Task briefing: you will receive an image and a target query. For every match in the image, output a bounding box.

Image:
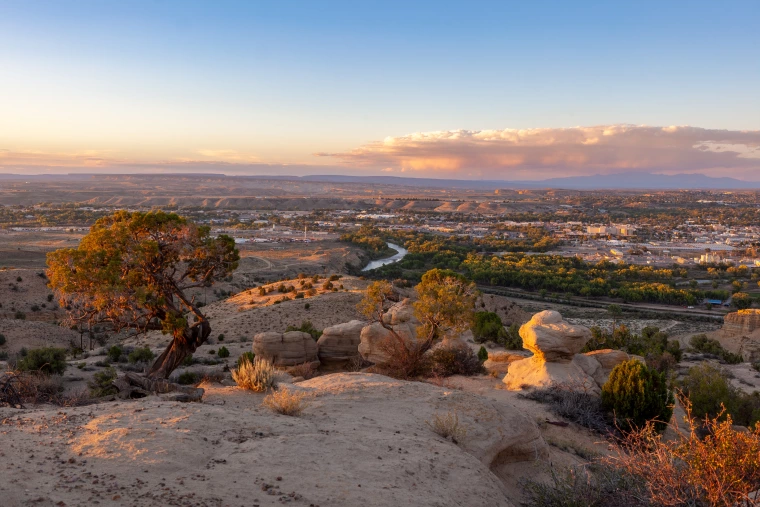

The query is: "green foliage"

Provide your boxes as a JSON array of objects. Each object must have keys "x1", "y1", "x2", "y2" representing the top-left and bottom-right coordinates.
[
  {"x1": 426, "y1": 345, "x2": 484, "y2": 377},
  {"x1": 16, "y1": 347, "x2": 68, "y2": 375},
  {"x1": 584, "y1": 325, "x2": 682, "y2": 372},
  {"x1": 14, "y1": 310, "x2": 26, "y2": 320},
  {"x1": 504, "y1": 323, "x2": 523, "y2": 350},
  {"x1": 237, "y1": 351, "x2": 255, "y2": 368},
  {"x1": 679, "y1": 363, "x2": 760, "y2": 427},
  {"x1": 472, "y1": 311, "x2": 507, "y2": 343},
  {"x1": 177, "y1": 371, "x2": 200, "y2": 385},
  {"x1": 181, "y1": 354, "x2": 194, "y2": 366},
  {"x1": 217, "y1": 346, "x2": 230, "y2": 358},
  {"x1": 689, "y1": 334, "x2": 743, "y2": 364},
  {"x1": 286, "y1": 320, "x2": 322, "y2": 340},
  {"x1": 601, "y1": 360, "x2": 674, "y2": 432},
  {"x1": 477, "y1": 345, "x2": 488, "y2": 363},
  {"x1": 217, "y1": 333, "x2": 225, "y2": 341},
  {"x1": 107, "y1": 345, "x2": 123, "y2": 363},
  {"x1": 88, "y1": 366, "x2": 118, "y2": 397},
  {"x1": 0, "y1": 333, "x2": 5, "y2": 346},
  {"x1": 127, "y1": 346, "x2": 155, "y2": 364},
  {"x1": 304, "y1": 303, "x2": 310, "y2": 310}
]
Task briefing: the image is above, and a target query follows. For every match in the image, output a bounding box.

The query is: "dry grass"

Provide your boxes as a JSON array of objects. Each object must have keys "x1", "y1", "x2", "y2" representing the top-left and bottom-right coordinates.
[
  {"x1": 232, "y1": 358, "x2": 276, "y2": 392},
  {"x1": 286, "y1": 362, "x2": 318, "y2": 380},
  {"x1": 426, "y1": 411, "x2": 468, "y2": 444},
  {"x1": 262, "y1": 387, "x2": 308, "y2": 416}
]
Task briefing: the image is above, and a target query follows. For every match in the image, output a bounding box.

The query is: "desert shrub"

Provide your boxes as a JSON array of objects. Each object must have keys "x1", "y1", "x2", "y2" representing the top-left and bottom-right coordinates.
[
  {"x1": 217, "y1": 346, "x2": 230, "y2": 358},
  {"x1": 16, "y1": 276, "x2": 22, "y2": 282},
  {"x1": 258, "y1": 287, "x2": 266, "y2": 296},
  {"x1": 606, "y1": 403, "x2": 760, "y2": 507},
  {"x1": 521, "y1": 383, "x2": 611, "y2": 433},
  {"x1": 277, "y1": 283, "x2": 287, "y2": 293},
  {"x1": 30, "y1": 304, "x2": 40, "y2": 312},
  {"x1": 472, "y1": 311, "x2": 507, "y2": 343},
  {"x1": 237, "y1": 351, "x2": 255, "y2": 368},
  {"x1": 14, "y1": 311, "x2": 25, "y2": 320},
  {"x1": 521, "y1": 463, "x2": 648, "y2": 507},
  {"x1": 680, "y1": 363, "x2": 760, "y2": 427},
  {"x1": 0, "y1": 333, "x2": 5, "y2": 346},
  {"x1": 181, "y1": 354, "x2": 195, "y2": 366},
  {"x1": 375, "y1": 335, "x2": 429, "y2": 379},
  {"x1": 304, "y1": 303, "x2": 310, "y2": 310},
  {"x1": 329, "y1": 274, "x2": 340, "y2": 281},
  {"x1": 88, "y1": 366, "x2": 118, "y2": 397},
  {"x1": 321, "y1": 280, "x2": 333, "y2": 290},
  {"x1": 47, "y1": 294, "x2": 54, "y2": 302},
  {"x1": 585, "y1": 325, "x2": 682, "y2": 370},
  {"x1": 177, "y1": 371, "x2": 200, "y2": 385},
  {"x1": 601, "y1": 359, "x2": 674, "y2": 432},
  {"x1": 107, "y1": 345, "x2": 123, "y2": 363},
  {"x1": 477, "y1": 345, "x2": 488, "y2": 363},
  {"x1": 286, "y1": 320, "x2": 322, "y2": 340},
  {"x1": 287, "y1": 361, "x2": 317, "y2": 379},
  {"x1": 217, "y1": 333, "x2": 225, "y2": 341},
  {"x1": 263, "y1": 387, "x2": 308, "y2": 416},
  {"x1": 208, "y1": 348, "x2": 217, "y2": 354},
  {"x1": 426, "y1": 345, "x2": 484, "y2": 377},
  {"x1": 16, "y1": 347, "x2": 67, "y2": 375},
  {"x1": 690, "y1": 334, "x2": 743, "y2": 364},
  {"x1": 504, "y1": 323, "x2": 523, "y2": 350},
  {"x1": 127, "y1": 346, "x2": 155, "y2": 364},
  {"x1": 426, "y1": 411, "x2": 467, "y2": 443},
  {"x1": 0, "y1": 351, "x2": 7, "y2": 360},
  {"x1": 232, "y1": 357, "x2": 276, "y2": 391}
]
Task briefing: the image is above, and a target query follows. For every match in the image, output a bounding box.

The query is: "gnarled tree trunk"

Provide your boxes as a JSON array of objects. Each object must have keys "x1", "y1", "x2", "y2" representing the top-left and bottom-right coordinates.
[{"x1": 147, "y1": 319, "x2": 211, "y2": 379}]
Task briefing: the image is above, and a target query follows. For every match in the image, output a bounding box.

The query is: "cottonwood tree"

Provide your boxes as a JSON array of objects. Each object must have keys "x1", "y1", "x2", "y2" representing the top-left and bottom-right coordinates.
[{"x1": 47, "y1": 211, "x2": 239, "y2": 379}]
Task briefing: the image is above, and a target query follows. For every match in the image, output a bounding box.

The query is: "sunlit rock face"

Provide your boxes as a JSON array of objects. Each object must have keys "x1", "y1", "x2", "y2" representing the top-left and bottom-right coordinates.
[
  {"x1": 718, "y1": 309, "x2": 760, "y2": 362},
  {"x1": 253, "y1": 330, "x2": 319, "y2": 367}
]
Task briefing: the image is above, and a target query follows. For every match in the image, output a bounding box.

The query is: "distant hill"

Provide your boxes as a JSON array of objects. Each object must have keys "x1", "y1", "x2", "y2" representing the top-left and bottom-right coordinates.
[{"x1": 300, "y1": 172, "x2": 759, "y2": 190}]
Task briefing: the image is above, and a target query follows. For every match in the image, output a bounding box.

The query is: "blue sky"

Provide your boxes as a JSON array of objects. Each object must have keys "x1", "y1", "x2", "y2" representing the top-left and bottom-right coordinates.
[{"x1": 1, "y1": 0, "x2": 759, "y2": 179}]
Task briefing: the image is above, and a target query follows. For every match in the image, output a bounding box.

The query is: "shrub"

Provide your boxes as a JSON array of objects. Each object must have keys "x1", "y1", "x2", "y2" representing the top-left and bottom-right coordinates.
[
  {"x1": 426, "y1": 345, "x2": 484, "y2": 377},
  {"x1": 304, "y1": 303, "x2": 310, "y2": 310},
  {"x1": 601, "y1": 359, "x2": 674, "y2": 432},
  {"x1": 177, "y1": 371, "x2": 200, "y2": 385},
  {"x1": 477, "y1": 346, "x2": 488, "y2": 363},
  {"x1": 127, "y1": 346, "x2": 155, "y2": 364},
  {"x1": 521, "y1": 383, "x2": 611, "y2": 433},
  {"x1": 258, "y1": 287, "x2": 266, "y2": 296},
  {"x1": 285, "y1": 320, "x2": 322, "y2": 340},
  {"x1": 208, "y1": 349, "x2": 216, "y2": 355},
  {"x1": 504, "y1": 323, "x2": 522, "y2": 350},
  {"x1": 0, "y1": 351, "x2": 7, "y2": 360},
  {"x1": 263, "y1": 387, "x2": 308, "y2": 416},
  {"x1": 217, "y1": 333, "x2": 225, "y2": 341},
  {"x1": 680, "y1": 363, "x2": 760, "y2": 427},
  {"x1": 14, "y1": 311, "x2": 25, "y2": 320},
  {"x1": 585, "y1": 325, "x2": 682, "y2": 369},
  {"x1": 88, "y1": 366, "x2": 118, "y2": 397},
  {"x1": 287, "y1": 361, "x2": 317, "y2": 380},
  {"x1": 426, "y1": 411, "x2": 467, "y2": 443},
  {"x1": 472, "y1": 311, "x2": 507, "y2": 343},
  {"x1": 181, "y1": 354, "x2": 194, "y2": 367},
  {"x1": 232, "y1": 358, "x2": 276, "y2": 392},
  {"x1": 606, "y1": 403, "x2": 760, "y2": 507},
  {"x1": 16, "y1": 347, "x2": 68, "y2": 375},
  {"x1": 237, "y1": 351, "x2": 256, "y2": 368},
  {"x1": 0, "y1": 333, "x2": 5, "y2": 346},
  {"x1": 47, "y1": 294, "x2": 54, "y2": 302},
  {"x1": 217, "y1": 346, "x2": 230, "y2": 358},
  {"x1": 690, "y1": 334, "x2": 743, "y2": 364},
  {"x1": 107, "y1": 345, "x2": 123, "y2": 363},
  {"x1": 30, "y1": 305, "x2": 40, "y2": 312},
  {"x1": 321, "y1": 280, "x2": 333, "y2": 290}
]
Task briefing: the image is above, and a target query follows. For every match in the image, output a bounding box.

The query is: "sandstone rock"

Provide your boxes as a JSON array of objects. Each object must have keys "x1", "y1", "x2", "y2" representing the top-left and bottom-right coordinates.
[
  {"x1": 503, "y1": 355, "x2": 602, "y2": 393},
  {"x1": 317, "y1": 320, "x2": 365, "y2": 364},
  {"x1": 483, "y1": 351, "x2": 530, "y2": 376},
  {"x1": 519, "y1": 310, "x2": 592, "y2": 362},
  {"x1": 358, "y1": 321, "x2": 416, "y2": 364},
  {"x1": 718, "y1": 310, "x2": 760, "y2": 362},
  {"x1": 252, "y1": 330, "x2": 319, "y2": 367},
  {"x1": 381, "y1": 298, "x2": 418, "y2": 326}
]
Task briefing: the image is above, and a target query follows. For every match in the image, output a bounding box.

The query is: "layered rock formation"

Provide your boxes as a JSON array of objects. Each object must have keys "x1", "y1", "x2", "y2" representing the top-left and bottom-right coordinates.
[
  {"x1": 358, "y1": 298, "x2": 419, "y2": 364},
  {"x1": 503, "y1": 310, "x2": 635, "y2": 393},
  {"x1": 252, "y1": 330, "x2": 319, "y2": 367},
  {"x1": 718, "y1": 310, "x2": 760, "y2": 362},
  {"x1": 316, "y1": 319, "x2": 365, "y2": 365}
]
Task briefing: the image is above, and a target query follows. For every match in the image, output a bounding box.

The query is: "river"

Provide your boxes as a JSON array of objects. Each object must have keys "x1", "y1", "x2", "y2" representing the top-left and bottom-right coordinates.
[{"x1": 361, "y1": 242, "x2": 408, "y2": 271}]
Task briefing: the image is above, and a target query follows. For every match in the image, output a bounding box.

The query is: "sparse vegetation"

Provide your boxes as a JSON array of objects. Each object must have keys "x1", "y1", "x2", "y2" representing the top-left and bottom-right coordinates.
[
  {"x1": 689, "y1": 334, "x2": 743, "y2": 364},
  {"x1": 521, "y1": 383, "x2": 611, "y2": 433},
  {"x1": 107, "y1": 345, "x2": 123, "y2": 363},
  {"x1": 217, "y1": 346, "x2": 230, "y2": 358},
  {"x1": 232, "y1": 357, "x2": 276, "y2": 391},
  {"x1": 472, "y1": 311, "x2": 507, "y2": 343},
  {"x1": 88, "y1": 367, "x2": 118, "y2": 397},
  {"x1": 127, "y1": 347, "x2": 155, "y2": 364},
  {"x1": 426, "y1": 345, "x2": 484, "y2": 377},
  {"x1": 177, "y1": 371, "x2": 200, "y2": 385},
  {"x1": 237, "y1": 351, "x2": 255, "y2": 368},
  {"x1": 16, "y1": 347, "x2": 68, "y2": 375},
  {"x1": 285, "y1": 320, "x2": 322, "y2": 340},
  {"x1": 263, "y1": 387, "x2": 308, "y2": 416},
  {"x1": 426, "y1": 411, "x2": 467, "y2": 443}
]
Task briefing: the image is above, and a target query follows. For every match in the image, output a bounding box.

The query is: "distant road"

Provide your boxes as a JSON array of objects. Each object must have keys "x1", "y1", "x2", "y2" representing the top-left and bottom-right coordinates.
[{"x1": 478, "y1": 285, "x2": 726, "y2": 321}]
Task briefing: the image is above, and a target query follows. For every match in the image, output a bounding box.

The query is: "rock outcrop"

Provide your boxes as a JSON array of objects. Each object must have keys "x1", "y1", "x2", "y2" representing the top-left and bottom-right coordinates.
[
  {"x1": 359, "y1": 299, "x2": 419, "y2": 364},
  {"x1": 316, "y1": 319, "x2": 365, "y2": 365},
  {"x1": 503, "y1": 310, "x2": 635, "y2": 393},
  {"x1": 718, "y1": 310, "x2": 760, "y2": 362},
  {"x1": 252, "y1": 330, "x2": 319, "y2": 367}
]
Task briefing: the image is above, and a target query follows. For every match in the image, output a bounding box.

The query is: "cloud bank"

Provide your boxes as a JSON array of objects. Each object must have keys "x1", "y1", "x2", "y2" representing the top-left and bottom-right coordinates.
[{"x1": 317, "y1": 125, "x2": 760, "y2": 180}]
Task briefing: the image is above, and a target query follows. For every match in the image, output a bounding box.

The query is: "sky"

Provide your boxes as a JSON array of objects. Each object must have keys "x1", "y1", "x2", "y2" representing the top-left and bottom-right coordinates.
[{"x1": 1, "y1": 0, "x2": 759, "y2": 181}]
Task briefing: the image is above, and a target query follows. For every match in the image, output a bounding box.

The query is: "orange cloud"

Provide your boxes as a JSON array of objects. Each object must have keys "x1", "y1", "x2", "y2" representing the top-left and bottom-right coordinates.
[{"x1": 317, "y1": 125, "x2": 760, "y2": 179}]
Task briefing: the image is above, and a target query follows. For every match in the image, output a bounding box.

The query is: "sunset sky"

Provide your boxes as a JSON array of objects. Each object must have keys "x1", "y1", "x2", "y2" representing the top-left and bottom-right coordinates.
[{"x1": 1, "y1": 0, "x2": 759, "y2": 180}]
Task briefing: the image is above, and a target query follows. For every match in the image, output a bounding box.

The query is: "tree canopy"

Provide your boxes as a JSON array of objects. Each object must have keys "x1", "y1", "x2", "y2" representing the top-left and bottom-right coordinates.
[{"x1": 47, "y1": 210, "x2": 239, "y2": 378}]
